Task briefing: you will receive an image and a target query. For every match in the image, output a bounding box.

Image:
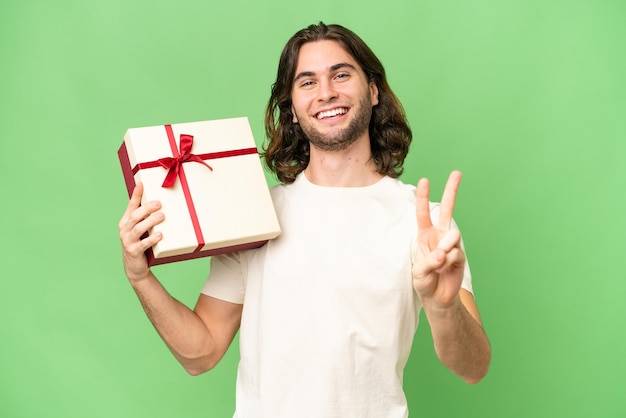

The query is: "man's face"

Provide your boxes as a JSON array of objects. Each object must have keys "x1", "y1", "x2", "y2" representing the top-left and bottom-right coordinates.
[{"x1": 290, "y1": 40, "x2": 379, "y2": 152}]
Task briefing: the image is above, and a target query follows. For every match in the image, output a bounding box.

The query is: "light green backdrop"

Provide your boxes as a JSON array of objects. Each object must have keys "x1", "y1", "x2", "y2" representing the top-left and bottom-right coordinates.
[{"x1": 1, "y1": 1, "x2": 624, "y2": 417}]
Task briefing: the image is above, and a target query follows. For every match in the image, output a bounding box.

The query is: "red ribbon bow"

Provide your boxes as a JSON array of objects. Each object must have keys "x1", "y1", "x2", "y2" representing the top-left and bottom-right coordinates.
[{"x1": 157, "y1": 134, "x2": 213, "y2": 188}]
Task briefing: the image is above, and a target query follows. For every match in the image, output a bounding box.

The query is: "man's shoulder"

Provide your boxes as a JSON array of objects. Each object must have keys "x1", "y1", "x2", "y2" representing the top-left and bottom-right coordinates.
[
  {"x1": 268, "y1": 177, "x2": 298, "y2": 212},
  {"x1": 379, "y1": 177, "x2": 442, "y2": 214},
  {"x1": 378, "y1": 176, "x2": 417, "y2": 204}
]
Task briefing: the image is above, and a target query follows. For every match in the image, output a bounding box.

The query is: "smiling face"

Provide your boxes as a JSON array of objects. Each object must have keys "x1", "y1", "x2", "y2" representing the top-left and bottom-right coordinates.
[{"x1": 290, "y1": 40, "x2": 379, "y2": 152}]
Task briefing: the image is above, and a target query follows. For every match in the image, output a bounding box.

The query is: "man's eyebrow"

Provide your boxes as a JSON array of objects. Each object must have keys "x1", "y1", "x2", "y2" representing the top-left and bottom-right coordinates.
[
  {"x1": 330, "y1": 62, "x2": 357, "y2": 72},
  {"x1": 293, "y1": 63, "x2": 358, "y2": 84},
  {"x1": 293, "y1": 71, "x2": 315, "y2": 83}
]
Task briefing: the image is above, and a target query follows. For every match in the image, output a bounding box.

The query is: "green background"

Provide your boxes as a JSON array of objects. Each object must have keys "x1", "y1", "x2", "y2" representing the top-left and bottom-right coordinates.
[{"x1": 2, "y1": 0, "x2": 624, "y2": 417}]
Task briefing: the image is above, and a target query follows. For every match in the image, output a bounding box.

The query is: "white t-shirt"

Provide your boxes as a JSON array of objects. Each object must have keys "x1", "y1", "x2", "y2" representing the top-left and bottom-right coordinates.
[{"x1": 202, "y1": 173, "x2": 472, "y2": 418}]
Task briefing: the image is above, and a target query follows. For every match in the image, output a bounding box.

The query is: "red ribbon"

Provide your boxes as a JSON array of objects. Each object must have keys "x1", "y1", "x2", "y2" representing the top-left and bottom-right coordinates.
[
  {"x1": 157, "y1": 132, "x2": 213, "y2": 188},
  {"x1": 130, "y1": 124, "x2": 259, "y2": 254},
  {"x1": 132, "y1": 128, "x2": 258, "y2": 181}
]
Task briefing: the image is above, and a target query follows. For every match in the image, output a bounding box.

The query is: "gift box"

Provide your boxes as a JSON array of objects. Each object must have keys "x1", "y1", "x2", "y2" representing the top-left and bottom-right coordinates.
[{"x1": 118, "y1": 117, "x2": 281, "y2": 266}]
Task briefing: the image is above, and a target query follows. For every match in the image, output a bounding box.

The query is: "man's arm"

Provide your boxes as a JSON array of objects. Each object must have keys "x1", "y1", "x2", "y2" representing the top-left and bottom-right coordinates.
[
  {"x1": 421, "y1": 289, "x2": 491, "y2": 384},
  {"x1": 412, "y1": 172, "x2": 491, "y2": 383},
  {"x1": 130, "y1": 275, "x2": 242, "y2": 375},
  {"x1": 119, "y1": 183, "x2": 241, "y2": 375}
]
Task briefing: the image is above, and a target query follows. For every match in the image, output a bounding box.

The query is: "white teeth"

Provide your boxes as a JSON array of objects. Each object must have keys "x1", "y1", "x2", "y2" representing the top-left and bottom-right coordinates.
[{"x1": 316, "y1": 108, "x2": 348, "y2": 119}]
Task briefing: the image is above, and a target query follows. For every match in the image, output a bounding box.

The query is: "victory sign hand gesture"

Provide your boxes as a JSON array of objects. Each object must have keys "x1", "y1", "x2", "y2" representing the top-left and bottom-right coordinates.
[{"x1": 412, "y1": 171, "x2": 466, "y2": 309}]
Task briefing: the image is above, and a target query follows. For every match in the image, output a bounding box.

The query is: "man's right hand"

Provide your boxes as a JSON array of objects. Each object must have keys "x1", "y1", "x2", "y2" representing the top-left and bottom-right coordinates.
[{"x1": 118, "y1": 182, "x2": 164, "y2": 284}]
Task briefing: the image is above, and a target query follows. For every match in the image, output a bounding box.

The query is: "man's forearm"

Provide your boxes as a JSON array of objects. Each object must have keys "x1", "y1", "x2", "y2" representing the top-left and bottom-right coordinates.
[{"x1": 423, "y1": 297, "x2": 491, "y2": 384}]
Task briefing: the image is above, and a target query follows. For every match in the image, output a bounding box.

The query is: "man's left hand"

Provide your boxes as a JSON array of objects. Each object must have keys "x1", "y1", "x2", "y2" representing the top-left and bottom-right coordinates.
[{"x1": 412, "y1": 170, "x2": 466, "y2": 309}]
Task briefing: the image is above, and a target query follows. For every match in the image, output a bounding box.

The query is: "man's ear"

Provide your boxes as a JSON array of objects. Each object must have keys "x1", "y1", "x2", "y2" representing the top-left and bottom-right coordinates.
[
  {"x1": 291, "y1": 106, "x2": 298, "y2": 123},
  {"x1": 370, "y1": 82, "x2": 379, "y2": 106}
]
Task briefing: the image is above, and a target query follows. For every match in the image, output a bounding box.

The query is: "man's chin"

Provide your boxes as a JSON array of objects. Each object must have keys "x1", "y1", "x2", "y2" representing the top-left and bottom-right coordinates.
[{"x1": 308, "y1": 134, "x2": 360, "y2": 152}]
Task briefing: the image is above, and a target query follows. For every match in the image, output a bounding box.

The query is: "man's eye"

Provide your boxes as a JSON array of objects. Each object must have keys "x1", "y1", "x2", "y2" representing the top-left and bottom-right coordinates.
[{"x1": 335, "y1": 73, "x2": 350, "y2": 80}]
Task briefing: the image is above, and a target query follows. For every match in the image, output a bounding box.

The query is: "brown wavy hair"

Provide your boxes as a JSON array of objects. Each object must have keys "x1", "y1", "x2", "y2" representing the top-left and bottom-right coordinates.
[{"x1": 263, "y1": 22, "x2": 412, "y2": 184}]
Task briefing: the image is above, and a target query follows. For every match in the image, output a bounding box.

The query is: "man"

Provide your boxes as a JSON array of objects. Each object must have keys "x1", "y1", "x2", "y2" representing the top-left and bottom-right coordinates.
[{"x1": 119, "y1": 22, "x2": 491, "y2": 418}]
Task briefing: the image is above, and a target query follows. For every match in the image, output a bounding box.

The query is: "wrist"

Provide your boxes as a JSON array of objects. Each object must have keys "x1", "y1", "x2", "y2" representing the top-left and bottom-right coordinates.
[
  {"x1": 420, "y1": 294, "x2": 463, "y2": 320},
  {"x1": 125, "y1": 267, "x2": 153, "y2": 287}
]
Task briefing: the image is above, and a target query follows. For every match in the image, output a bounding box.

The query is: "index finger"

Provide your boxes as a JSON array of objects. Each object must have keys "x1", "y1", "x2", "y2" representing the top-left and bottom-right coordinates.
[
  {"x1": 438, "y1": 171, "x2": 462, "y2": 230},
  {"x1": 119, "y1": 182, "x2": 144, "y2": 227},
  {"x1": 415, "y1": 177, "x2": 433, "y2": 230}
]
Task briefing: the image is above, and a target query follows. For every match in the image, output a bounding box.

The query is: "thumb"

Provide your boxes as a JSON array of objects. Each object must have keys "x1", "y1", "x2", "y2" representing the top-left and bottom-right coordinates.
[{"x1": 437, "y1": 228, "x2": 461, "y2": 252}]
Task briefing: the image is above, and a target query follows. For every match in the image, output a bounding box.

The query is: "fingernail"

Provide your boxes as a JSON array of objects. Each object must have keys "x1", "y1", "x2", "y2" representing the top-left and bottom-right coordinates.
[{"x1": 151, "y1": 201, "x2": 161, "y2": 207}]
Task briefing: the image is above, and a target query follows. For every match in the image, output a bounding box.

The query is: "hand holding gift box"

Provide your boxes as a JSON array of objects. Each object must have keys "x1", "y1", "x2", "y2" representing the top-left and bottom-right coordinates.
[{"x1": 118, "y1": 117, "x2": 281, "y2": 266}]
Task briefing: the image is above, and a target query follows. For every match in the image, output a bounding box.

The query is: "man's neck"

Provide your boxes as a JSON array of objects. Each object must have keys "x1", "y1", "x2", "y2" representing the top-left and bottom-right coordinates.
[{"x1": 304, "y1": 136, "x2": 383, "y2": 187}]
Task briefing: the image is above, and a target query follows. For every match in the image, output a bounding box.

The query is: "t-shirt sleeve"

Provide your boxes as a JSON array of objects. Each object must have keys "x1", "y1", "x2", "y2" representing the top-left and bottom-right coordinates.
[
  {"x1": 201, "y1": 252, "x2": 246, "y2": 304},
  {"x1": 458, "y1": 236, "x2": 473, "y2": 295}
]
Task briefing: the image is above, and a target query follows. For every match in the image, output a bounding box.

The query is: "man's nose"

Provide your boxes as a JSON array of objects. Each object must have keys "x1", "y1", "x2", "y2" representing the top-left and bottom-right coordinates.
[{"x1": 317, "y1": 78, "x2": 338, "y2": 102}]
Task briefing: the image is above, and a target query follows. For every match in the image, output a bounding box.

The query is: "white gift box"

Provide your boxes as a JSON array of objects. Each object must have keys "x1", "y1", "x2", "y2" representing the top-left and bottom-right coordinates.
[{"x1": 118, "y1": 117, "x2": 281, "y2": 266}]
